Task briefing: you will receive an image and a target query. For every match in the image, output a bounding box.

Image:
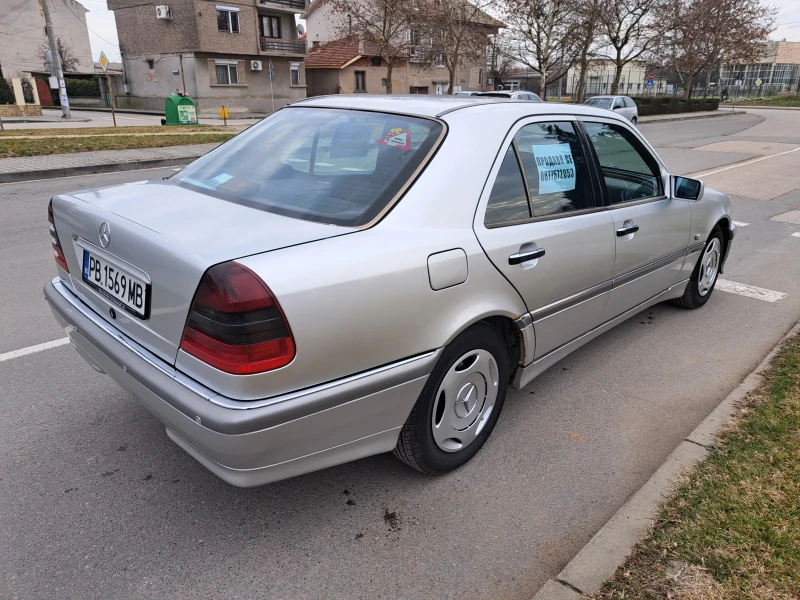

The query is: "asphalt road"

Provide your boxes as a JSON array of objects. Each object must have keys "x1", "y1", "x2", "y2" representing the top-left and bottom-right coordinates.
[{"x1": 2, "y1": 109, "x2": 799, "y2": 600}]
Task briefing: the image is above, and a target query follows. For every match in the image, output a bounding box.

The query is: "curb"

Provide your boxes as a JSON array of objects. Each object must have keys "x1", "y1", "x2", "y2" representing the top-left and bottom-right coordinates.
[
  {"x1": 532, "y1": 320, "x2": 800, "y2": 600},
  {"x1": 0, "y1": 154, "x2": 201, "y2": 184},
  {"x1": 638, "y1": 110, "x2": 746, "y2": 124},
  {"x1": 729, "y1": 105, "x2": 800, "y2": 111}
]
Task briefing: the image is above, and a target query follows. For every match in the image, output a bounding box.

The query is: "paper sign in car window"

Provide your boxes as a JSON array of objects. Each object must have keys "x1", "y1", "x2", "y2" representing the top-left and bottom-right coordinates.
[
  {"x1": 330, "y1": 124, "x2": 374, "y2": 158},
  {"x1": 531, "y1": 143, "x2": 576, "y2": 194},
  {"x1": 376, "y1": 128, "x2": 411, "y2": 151}
]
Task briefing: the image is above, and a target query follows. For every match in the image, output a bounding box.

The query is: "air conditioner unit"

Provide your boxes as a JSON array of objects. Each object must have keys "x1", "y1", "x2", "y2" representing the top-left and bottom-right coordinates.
[
  {"x1": 155, "y1": 5, "x2": 172, "y2": 20},
  {"x1": 250, "y1": 60, "x2": 263, "y2": 71}
]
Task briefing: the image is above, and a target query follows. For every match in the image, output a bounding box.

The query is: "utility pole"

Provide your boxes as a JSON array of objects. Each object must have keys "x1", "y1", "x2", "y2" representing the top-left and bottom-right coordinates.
[{"x1": 41, "y1": 0, "x2": 71, "y2": 118}]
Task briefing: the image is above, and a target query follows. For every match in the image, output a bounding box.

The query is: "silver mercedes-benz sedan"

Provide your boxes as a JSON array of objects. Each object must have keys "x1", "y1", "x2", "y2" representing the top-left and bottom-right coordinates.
[{"x1": 45, "y1": 95, "x2": 734, "y2": 487}]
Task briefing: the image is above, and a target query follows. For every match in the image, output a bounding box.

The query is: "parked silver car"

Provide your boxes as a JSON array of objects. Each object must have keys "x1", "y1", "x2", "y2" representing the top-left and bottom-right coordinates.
[
  {"x1": 584, "y1": 95, "x2": 639, "y2": 124},
  {"x1": 45, "y1": 95, "x2": 734, "y2": 487},
  {"x1": 475, "y1": 90, "x2": 543, "y2": 101}
]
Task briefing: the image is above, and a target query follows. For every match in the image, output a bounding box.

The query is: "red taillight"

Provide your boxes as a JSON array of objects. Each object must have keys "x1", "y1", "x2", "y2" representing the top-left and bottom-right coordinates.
[
  {"x1": 179, "y1": 261, "x2": 295, "y2": 375},
  {"x1": 48, "y1": 199, "x2": 69, "y2": 273}
]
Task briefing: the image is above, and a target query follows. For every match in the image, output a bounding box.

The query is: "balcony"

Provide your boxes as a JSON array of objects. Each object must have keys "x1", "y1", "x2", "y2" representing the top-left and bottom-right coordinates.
[
  {"x1": 259, "y1": 38, "x2": 307, "y2": 55},
  {"x1": 258, "y1": 0, "x2": 306, "y2": 11}
]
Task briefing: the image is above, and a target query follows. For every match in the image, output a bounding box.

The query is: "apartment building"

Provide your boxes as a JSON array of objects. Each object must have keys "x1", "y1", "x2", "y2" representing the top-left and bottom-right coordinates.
[
  {"x1": 303, "y1": 0, "x2": 500, "y2": 95},
  {"x1": 107, "y1": 0, "x2": 308, "y2": 113},
  {"x1": 720, "y1": 40, "x2": 800, "y2": 96}
]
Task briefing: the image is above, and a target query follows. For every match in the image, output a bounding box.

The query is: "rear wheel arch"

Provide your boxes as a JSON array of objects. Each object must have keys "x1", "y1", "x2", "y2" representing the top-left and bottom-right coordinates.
[{"x1": 444, "y1": 316, "x2": 523, "y2": 385}]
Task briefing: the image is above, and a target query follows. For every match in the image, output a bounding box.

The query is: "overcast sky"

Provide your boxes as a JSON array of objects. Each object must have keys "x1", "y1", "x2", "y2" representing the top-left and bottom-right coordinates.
[{"x1": 83, "y1": 0, "x2": 800, "y2": 63}]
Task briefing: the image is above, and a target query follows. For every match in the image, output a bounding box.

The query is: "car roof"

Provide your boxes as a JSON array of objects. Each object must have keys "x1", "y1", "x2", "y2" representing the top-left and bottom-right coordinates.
[{"x1": 291, "y1": 94, "x2": 611, "y2": 119}]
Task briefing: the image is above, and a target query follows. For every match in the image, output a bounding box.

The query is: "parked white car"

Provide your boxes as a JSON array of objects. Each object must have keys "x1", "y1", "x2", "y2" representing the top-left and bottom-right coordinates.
[{"x1": 584, "y1": 95, "x2": 639, "y2": 124}]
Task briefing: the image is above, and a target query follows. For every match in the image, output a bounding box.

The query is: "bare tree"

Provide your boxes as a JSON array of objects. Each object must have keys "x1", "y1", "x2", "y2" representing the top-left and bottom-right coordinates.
[
  {"x1": 597, "y1": 0, "x2": 664, "y2": 95},
  {"x1": 417, "y1": 0, "x2": 500, "y2": 94},
  {"x1": 655, "y1": 0, "x2": 775, "y2": 99},
  {"x1": 573, "y1": 0, "x2": 602, "y2": 102},
  {"x1": 330, "y1": 0, "x2": 414, "y2": 93},
  {"x1": 40, "y1": 37, "x2": 80, "y2": 73},
  {"x1": 502, "y1": 0, "x2": 582, "y2": 99},
  {"x1": 487, "y1": 33, "x2": 518, "y2": 90}
]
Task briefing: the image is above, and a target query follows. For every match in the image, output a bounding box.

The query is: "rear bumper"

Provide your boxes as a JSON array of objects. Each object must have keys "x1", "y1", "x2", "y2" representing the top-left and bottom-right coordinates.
[{"x1": 44, "y1": 278, "x2": 436, "y2": 487}]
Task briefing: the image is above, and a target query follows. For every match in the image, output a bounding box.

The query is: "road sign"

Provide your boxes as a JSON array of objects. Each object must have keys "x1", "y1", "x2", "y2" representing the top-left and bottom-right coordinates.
[
  {"x1": 735, "y1": 79, "x2": 743, "y2": 86},
  {"x1": 99, "y1": 51, "x2": 109, "y2": 73},
  {"x1": 646, "y1": 79, "x2": 654, "y2": 88},
  {"x1": 755, "y1": 78, "x2": 762, "y2": 86},
  {"x1": 648, "y1": 73, "x2": 654, "y2": 80},
  {"x1": 267, "y1": 59, "x2": 275, "y2": 82}
]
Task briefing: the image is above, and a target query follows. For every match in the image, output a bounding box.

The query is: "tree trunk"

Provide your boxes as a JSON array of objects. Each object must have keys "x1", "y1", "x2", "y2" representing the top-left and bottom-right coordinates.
[
  {"x1": 611, "y1": 62, "x2": 623, "y2": 95},
  {"x1": 385, "y1": 61, "x2": 393, "y2": 94},
  {"x1": 575, "y1": 1, "x2": 597, "y2": 103},
  {"x1": 575, "y1": 57, "x2": 589, "y2": 103},
  {"x1": 448, "y1": 66, "x2": 456, "y2": 95},
  {"x1": 539, "y1": 64, "x2": 548, "y2": 100},
  {"x1": 684, "y1": 73, "x2": 694, "y2": 100}
]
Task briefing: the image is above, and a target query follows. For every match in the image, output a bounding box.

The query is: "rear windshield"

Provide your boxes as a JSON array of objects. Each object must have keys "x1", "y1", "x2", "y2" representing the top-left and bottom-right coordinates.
[
  {"x1": 584, "y1": 97, "x2": 613, "y2": 109},
  {"x1": 171, "y1": 107, "x2": 443, "y2": 227}
]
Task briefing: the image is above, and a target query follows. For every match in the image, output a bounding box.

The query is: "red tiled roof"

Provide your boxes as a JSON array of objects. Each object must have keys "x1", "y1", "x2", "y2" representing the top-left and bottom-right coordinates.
[{"x1": 306, "y1": 35, "x2": 392, "y2": 68}]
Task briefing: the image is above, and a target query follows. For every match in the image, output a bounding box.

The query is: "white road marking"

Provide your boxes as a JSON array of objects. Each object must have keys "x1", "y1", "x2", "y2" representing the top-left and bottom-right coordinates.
[
  {"x1": 792, "y1": 232, "x2": 800, "y2": 238},
  {"x1": 692, "y1": 146, "x2": 800, "y2": 178},
  {"x1": 0, "y1": 338, "x2": 70, "y2": 362},
  {"x1": 732, "y1": 220, "x2": 750, "y2": 227},
  {"x1": 716, "y1": 279, "x2": 788, "y2": 302}
]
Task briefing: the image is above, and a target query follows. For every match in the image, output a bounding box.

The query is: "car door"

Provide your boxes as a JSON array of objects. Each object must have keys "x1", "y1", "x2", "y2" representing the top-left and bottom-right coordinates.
[
  {"x1": 580, "y1": 118, "x2": 692, "y2": 321},
  {"x1": 611, "y1": 97, "x2": 626, "y2": 119},
  {"x1": 475, "y1": 118, "x2": 615, "y2": 359},
  {"x1": 623, "y1": 97, "x2": 638, "y2": 121}
]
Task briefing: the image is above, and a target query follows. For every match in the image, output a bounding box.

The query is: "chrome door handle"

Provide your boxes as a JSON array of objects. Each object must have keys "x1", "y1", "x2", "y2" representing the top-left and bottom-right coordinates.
[
  {"x1": 509, "y1": 247, "x2": 545, "y2": 265},
  {"x1": 616, "y1": 224, "x2": 640, "y2": 237}
]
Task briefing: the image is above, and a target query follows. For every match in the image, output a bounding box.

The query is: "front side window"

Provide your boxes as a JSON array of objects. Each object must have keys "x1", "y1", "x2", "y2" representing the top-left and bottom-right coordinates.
[
  {"x1": 215, "y1": 63, "x2": 239, "y2": 85},
  {"x1": 217, "y1": 7, "x2": 239, "y2": 33},
  {"x1": 172, "y1": 108, "x2": 443, "y2": 227},
  {"x1": 484, "y1": 146, "x2": 530, "y2": 226},
  {"x1": 513, "y1": 122, "x2": 593, "y2": 217},
  {"x1": 583, "y1": 122, "x2": 662, "y2": 204},
  {"x1": 355, "y1": 71, "x2": 366, "y2": 91}
]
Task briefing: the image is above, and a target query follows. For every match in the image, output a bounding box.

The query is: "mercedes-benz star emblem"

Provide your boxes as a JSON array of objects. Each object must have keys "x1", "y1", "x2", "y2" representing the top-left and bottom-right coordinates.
[{"x1": 98, "y1": 222, "x2": 111, "y2": 248}]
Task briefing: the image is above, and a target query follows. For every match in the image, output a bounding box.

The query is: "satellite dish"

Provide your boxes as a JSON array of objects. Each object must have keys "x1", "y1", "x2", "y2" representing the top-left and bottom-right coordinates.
[{"x1": 297, "y1": 23, "x2": 305, "y2": 35}]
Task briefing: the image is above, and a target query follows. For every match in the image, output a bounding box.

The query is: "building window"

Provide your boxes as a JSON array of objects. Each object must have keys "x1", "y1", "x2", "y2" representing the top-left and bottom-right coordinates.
[
  {"x1": 478, "y1": 69, "x2": 483, "y2": 85},
  {"x1": 147, "y1": 59, "x2": 154, "y2": 70},
  {"x1": 355, "y1": 70, "x2": 366, "y2": 92},
  {"x1": 215, "y1": 62, "x2": 239, "y2": 85},
  {"x1": 371, "y1": 56, "x2": 381, "y2": 66},
  {"x1": 436, "y1": 54, "x2": 445, "y2": 68},
  {"x1": 216, "y1": 6, "x2": 240, "y2": 33},
  {"x1": 261, "y1": 15, "x2": 280, "y2": 38},
  {"x1": 381, "y1": 78, "x2": 387, "y2": 87},
  {"x1": 290, "y1": 63, "x2": 300, "y2": 86}
]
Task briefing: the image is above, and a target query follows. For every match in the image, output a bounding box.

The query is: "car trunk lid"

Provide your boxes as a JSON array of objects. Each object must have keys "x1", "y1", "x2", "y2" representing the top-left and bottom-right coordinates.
[{"x1": 52, "y1": 179, "x2": 350, "y2": 364}]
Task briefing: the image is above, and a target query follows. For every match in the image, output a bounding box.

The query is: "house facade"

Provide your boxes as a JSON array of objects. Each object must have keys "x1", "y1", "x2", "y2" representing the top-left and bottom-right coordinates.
[
  {"x1": 1, "y1": 0, "x2": 94, "y2": 77},
  {"x1": 107, "y1": 0, "x2": 308, "y2": 113},
  {"x1": 303, "y1": 0, "x2": 496, "y2": 95}
]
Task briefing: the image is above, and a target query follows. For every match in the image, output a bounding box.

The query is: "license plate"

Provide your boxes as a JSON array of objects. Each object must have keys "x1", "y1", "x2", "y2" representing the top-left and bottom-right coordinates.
[{"x1": 82, "y1": 250, "x2": 149, "y2": 318}]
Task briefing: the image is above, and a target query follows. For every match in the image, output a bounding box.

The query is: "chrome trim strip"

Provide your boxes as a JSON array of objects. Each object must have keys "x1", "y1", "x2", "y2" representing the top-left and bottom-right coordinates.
[
  {"x1": 74, "y1": 238, "x2": 153, "y2": 284},
  {"x1": 484, "y1": 205, "x2": 608, "y2": 229},
  {"x1": 608, "y1": 194, "x2": 668, "y2": 210},
  {"x1": 612, "y1": 248, "x2": 687, "y2": 288},
  {"x1": 514, "y1": 313, "x2": 533, "y2": 329},
  {"x1": 530, "y1": 280, "x2": 613, "y2": 322},
  {"x1": 688, "y1": 241, "x2": 705, "y2": 253}
]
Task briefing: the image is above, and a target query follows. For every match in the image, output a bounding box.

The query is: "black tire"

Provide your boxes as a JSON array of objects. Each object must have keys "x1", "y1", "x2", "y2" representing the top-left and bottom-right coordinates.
[
  {"x1": 393, "y1": 322, "x2": 509, "y2": 475},
  {"x1": 672, "y1": 226, "x2": 724, "y2": 309},
  {"x1": 631, "y1": 116, "x2": 638, "y2": 125}
]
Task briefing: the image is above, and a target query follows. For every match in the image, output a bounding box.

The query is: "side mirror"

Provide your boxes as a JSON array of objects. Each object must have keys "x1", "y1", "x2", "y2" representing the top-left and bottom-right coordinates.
[{"x1": 673, "y1": 176, "x2": 704, "y2": 200}]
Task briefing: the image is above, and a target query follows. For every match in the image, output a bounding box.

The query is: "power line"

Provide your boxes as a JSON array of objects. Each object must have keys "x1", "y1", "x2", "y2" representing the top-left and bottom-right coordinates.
[
  {"x1": 59, "y1": 0, "x2": 120, "y2": 47},
  {"x1": 0, "y1": 0, "x2": 34, "y2": 21}
]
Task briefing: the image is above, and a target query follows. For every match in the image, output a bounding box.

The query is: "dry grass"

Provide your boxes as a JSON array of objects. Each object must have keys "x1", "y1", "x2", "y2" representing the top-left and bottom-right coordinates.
[
  {"x1": 589, "y1": 333, "x2": 800, "y2": 600},
  {"x1": 0, "y1": 134, "x2": 235, "y2": 158}
]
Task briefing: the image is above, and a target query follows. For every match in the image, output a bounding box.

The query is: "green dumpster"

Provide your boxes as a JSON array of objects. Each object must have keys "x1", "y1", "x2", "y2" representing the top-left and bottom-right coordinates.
[{"x1": 162, "y1": 93, "x2": 199, "y2": 125}]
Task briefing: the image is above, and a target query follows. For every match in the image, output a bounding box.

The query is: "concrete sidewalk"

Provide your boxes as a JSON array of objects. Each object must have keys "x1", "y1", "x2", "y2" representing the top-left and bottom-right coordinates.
[{"x1": 0, "y1": 142, "x2": 220, "y2": 183}]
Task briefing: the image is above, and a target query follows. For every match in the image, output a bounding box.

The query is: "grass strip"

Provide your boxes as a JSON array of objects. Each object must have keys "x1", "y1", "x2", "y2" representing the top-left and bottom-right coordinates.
[
  {"x1": 0, "y1": 134, "x2": 235, "y2": 158},
  {"x1": 592, "y1": 333, "x2": 800, "y2": 600}
]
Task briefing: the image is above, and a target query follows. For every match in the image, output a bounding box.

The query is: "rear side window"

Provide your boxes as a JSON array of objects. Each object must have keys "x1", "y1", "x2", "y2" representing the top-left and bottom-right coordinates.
[
  {"x1": 583, "y1": 122, "x2": 662, "y2": 204},
  {"x1": 513, "y1": 122, "x2": 593, "y2": 217},
  {"x1": 484, "y1": 146, "x2": 530, "y2": 225},
  {"x1": 172, "y1": 108, "x2": 443, "y2": 227}
]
